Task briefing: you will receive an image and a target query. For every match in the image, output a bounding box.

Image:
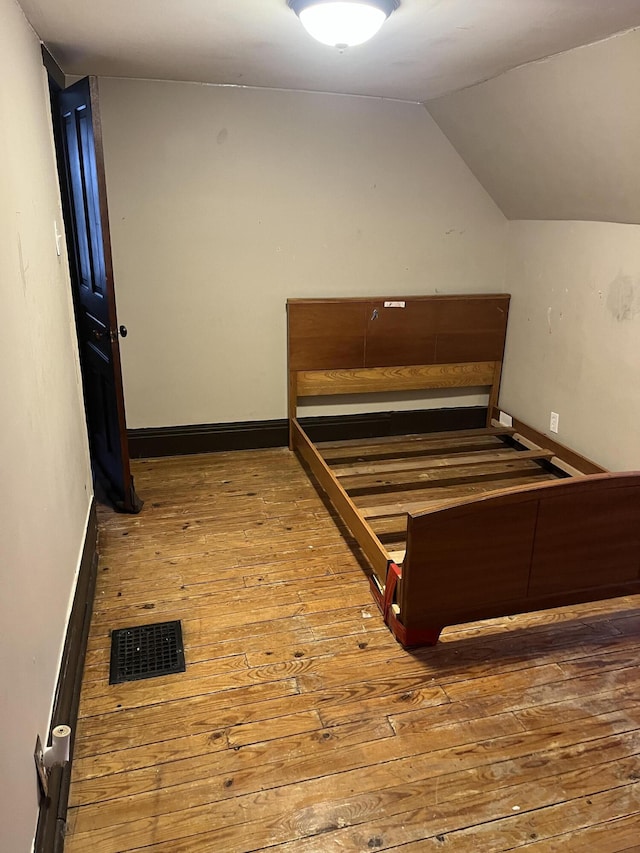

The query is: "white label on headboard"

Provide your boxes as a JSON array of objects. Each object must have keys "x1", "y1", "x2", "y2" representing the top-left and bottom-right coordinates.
[
  {"x1": 499, "y1": 411, "x2": 513, "y2": 428},
  {"x1": 384, "y1": 301, "x2": 406, "y2": 308}
]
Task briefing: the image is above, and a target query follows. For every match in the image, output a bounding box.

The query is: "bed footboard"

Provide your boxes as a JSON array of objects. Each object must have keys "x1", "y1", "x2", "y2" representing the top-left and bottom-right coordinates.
[{"x1": 397, "y1": 472, "x2": 640, "y2": 642}]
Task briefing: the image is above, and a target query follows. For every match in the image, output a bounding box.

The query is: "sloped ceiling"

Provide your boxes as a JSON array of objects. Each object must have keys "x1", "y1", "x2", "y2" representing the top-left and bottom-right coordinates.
[
  {"x1": 17, "y1": 0, "x2": 640, "y2": 102},
  {"x1": 426, "y1": 28, "x2": 640, "y2": 224}
]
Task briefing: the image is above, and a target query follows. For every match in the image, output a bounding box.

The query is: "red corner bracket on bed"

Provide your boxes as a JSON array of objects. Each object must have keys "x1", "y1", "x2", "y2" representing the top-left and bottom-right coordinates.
[{"x1": 369, "y1": 562, "x2": 443, "y2": 647}]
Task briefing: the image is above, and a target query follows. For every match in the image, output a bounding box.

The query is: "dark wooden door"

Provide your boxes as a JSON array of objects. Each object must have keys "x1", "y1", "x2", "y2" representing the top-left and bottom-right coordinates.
[{"x1": 54, "y1": 77, "x2": 142, "y2": 512}]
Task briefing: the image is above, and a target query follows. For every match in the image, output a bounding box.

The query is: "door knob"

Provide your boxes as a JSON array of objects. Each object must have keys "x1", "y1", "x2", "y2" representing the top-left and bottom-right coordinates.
[{"x1": 119, "y1": 325, "x2": 128, "y2": 338}]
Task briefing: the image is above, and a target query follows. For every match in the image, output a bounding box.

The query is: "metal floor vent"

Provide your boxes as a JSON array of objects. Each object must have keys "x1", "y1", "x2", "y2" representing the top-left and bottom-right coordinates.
[{"x1": 109, "y1": 620, "x2": 186, "y2": 684}]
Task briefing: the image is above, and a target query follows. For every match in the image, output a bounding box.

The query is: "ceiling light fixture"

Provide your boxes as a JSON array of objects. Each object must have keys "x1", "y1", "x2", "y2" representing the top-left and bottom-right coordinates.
[{"x1": 288, "y1": 0, "x2": 399, "y2": 49}]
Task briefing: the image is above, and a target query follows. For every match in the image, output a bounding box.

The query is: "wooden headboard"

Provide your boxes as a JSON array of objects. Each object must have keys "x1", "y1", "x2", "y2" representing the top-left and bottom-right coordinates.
[{"x1": 287, "y1": 294, "x2": 510, "y2": 429}]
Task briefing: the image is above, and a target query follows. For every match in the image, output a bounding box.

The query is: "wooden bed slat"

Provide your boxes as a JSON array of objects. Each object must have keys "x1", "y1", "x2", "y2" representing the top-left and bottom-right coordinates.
[
  {"x1": 296, "y1": 361, "x2": 496, "y2": 397},
  {"x1": 332, "y1": 448, "x2": 555, "y2": 479},
  {"x1": 314, "y1": 425, "x2": 514, "y2": 450},
  {"x1": 368, "y1": 516, "x2": 410, "y2": 537},
  {"x1": 322, "y1": 439, "x2": 510, "y2": 467},
  {"x1": 341, "y1": 456, "x2": 553, "y2": 495},
  {"x1": 360, "y1": 473, "x2": 554, "y2": 519},
  {"x1": 320, "y1": 431, "x2": 505, "y2": 460}
]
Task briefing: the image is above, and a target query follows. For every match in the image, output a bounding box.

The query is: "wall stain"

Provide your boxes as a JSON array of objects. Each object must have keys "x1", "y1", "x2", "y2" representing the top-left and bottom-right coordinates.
[
  {"x1": 607, "y1": 272, "x2": 640, "y2": 321},
  {"x1": 217, "y1": 128, "x2": 229, "y2": 145}
]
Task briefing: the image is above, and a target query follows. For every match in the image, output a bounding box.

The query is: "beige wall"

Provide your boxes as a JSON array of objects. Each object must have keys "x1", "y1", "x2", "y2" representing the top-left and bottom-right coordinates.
[
  {"x1": 0, "y1": 1, "x2": 93, "y2": 849},
  {"x1": 500, "y1": 220, "x2": 640, "y2": 470},
  {"x1": 427, "y1": 28, "x2": 640, "y2": 224},
  {"x1": 98, "y1": 78, "x2": 508, "y2": 428}
]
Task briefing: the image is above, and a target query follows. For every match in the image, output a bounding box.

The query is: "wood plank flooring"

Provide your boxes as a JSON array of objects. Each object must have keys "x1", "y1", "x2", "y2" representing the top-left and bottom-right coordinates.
[{"x1": 66, "y1": 448, "x2": 640, "y2": 852}]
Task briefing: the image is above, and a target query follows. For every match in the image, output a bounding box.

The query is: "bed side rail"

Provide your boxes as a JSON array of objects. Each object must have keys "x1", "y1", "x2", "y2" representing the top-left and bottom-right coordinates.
[
  {"x1": 490, "y1": 409, "x2": 607, "y2": 475},
  {"x1": 290, "y1": 418, "x2": 391, "y2": 581}
]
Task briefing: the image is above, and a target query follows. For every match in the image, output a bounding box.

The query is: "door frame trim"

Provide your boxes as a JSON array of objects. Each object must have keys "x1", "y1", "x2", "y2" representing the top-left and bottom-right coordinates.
[{"x1": 88, "y1": 76, "x2": 142, "y2": 512}]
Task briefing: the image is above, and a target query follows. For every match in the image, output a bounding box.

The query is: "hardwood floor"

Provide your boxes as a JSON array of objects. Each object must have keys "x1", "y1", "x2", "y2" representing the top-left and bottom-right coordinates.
[{"x1": 66, "y1": 448, "x2": 640, "y2": 852}]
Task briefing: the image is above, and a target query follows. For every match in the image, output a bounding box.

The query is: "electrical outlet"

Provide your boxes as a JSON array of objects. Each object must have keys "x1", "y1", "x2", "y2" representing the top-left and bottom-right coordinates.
[{"x1": 550, "y1": 412, "x2": 559, "y2": 434}]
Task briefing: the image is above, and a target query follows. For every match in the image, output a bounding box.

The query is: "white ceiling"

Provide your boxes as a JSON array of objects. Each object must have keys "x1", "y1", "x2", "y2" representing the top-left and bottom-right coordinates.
[{"x1": 20, "y1": 0, "x2": 640, "y2": 101}]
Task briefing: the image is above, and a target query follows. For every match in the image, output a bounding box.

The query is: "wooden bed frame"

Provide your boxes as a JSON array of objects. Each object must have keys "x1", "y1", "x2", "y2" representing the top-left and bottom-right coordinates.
[{"x1": 287, "y1": 295, "x2": 640, "y2": 646}]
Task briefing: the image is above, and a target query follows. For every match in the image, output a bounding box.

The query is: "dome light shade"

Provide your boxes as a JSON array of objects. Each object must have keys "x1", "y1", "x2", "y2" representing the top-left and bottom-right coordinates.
[{"x1": 288, "y1": 1, "x2": 399, "y2": 48}]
